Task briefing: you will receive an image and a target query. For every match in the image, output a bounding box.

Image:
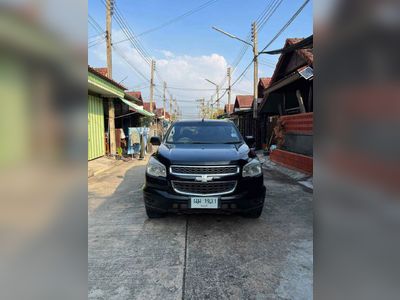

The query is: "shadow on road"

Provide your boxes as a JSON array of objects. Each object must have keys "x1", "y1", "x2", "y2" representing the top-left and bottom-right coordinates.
[{"x1": 89, "y1": 163, "x2": 313, "y2": 300}]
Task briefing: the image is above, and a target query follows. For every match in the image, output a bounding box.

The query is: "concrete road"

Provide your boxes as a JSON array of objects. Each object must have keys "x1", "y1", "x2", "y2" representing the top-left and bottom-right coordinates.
[{"x1": 88, "y1": 160, "x2": 312, "y2": 300}]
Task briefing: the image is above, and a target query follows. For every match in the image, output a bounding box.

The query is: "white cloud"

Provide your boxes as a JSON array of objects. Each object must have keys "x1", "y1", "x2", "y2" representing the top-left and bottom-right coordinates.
[
  {"x1": 88, "y1": 30, "x2": 253, "y2": 118},
  {"x1": 160, "y1": 50, "x2": 174, "y2": 58}
]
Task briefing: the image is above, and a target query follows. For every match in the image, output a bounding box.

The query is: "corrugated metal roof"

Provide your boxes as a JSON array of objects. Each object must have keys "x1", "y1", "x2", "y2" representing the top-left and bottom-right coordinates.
[{"x1": 119, "y1": 98, "x2": 154, "y2": 117}]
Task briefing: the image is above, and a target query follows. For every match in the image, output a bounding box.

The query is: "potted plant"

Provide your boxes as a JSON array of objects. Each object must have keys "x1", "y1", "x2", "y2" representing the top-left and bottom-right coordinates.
[{"x1": 116, "y1": 147, "x2": 123, "y2": 160}]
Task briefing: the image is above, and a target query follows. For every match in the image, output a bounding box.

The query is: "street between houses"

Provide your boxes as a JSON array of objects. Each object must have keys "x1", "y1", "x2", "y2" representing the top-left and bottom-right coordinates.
[{"x1": 88, "y1": 159, "x2": 312, "y2": 299}]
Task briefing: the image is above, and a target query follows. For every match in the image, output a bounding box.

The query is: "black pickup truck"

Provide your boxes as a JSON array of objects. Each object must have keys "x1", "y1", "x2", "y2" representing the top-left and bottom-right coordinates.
[{"x1": 143, "y1": 120, "x2": 266, "y2": 218}]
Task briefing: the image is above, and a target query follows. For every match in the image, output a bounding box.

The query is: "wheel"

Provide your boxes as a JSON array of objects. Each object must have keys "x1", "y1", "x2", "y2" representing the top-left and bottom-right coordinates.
[
  {"x1": 242, "y1": 207, "x2": 263, "y2": 218},
  {"x1": 145, "y1": 206, "x2": 165, "y2": 218}
]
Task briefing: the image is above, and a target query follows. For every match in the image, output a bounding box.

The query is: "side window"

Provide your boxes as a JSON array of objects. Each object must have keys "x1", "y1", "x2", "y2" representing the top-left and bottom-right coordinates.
[
  {"x1": 167, "y1": 127, "x2": 175, "y2": 142},
  {"x1": 230, "y1": 126, "x2": 238, "y2": 138}
]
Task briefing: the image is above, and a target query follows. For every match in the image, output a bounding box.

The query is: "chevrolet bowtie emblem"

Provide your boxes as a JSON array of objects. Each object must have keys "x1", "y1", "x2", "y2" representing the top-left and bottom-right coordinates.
[{"x1": 195, "y1": 175, "x2": 214, "y2": 182}]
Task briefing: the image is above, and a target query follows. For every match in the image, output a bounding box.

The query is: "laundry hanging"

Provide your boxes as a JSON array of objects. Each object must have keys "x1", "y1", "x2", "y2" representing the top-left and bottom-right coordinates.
[{"x1": 127, "y1": 127, "x2": 150, "y2": 155}]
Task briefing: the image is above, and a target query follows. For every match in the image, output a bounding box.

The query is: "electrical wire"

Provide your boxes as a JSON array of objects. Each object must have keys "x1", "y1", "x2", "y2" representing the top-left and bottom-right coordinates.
[
  {"x1": 113, "y1": 0, "x2": 220, "y2": 45},
  {"x1": 159, "y1": 85, "x2": 216, "y2": 91},
  {"x1": 89, "y1": 14, "x2": 104, "y2": 34},
  {"x1": 89, "y1": 36, "x2": 106, "y2": 48},
  {"x1": 88, "y1": 14, "x2": 106, "y2": 48},
  {"x1": 89, "y1": 32, "x2": 106, "y2": 40},
  {"x1": 257, "y1": 0, "x2": 285, "y2": 31},
  {"x1": 90, "y1": 0, "x2": 308, "y2": 118},
  {"x1": 259, "y1": 0, "x2": 311, "y2": 53},
  {"x1": 100, "y1": 0, "x2": 152, "y2": 65},
  {"x1": 214, "y1": 0, "x2": 285, "y2": 97},
  {"x1": 112, "y1": 45, "x2": 150, "y2": 82},
  {"x1": 113, "y1": 7, "x2": 152, "y2": 65},
  {"x1": 107, "y1": 1, "x2": 175, "y2": 99},
  {"x1": 210, "y1": 0, "x2": 310, "y2": 107}
]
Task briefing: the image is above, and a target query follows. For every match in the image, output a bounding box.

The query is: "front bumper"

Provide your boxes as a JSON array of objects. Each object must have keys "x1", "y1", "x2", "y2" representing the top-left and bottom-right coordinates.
[{"x1": 143, "y1": 175, "x2": 266, "y2": 214}]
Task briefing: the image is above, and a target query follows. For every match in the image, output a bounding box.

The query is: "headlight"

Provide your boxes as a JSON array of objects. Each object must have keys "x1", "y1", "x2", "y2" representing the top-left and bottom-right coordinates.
[
  {"x1": 242, "y1": 159, "x2": 262, "y2": 177},
  {"x1": 146, "y1": 157, "x2": 166, "y2": 177}
]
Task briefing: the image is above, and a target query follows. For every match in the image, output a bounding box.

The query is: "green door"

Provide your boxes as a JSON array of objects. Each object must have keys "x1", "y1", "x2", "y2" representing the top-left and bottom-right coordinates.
[{"x1": 88, "y1": 95, "x2": 105, "y2": 160}]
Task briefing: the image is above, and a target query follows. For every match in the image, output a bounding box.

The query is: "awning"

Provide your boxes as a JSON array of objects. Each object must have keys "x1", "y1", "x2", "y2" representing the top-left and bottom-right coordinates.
[
  {"x1": 88, "y1": 71, "x2": 125, "y2": 98},
  {"x1": 119, "y1": 98, "x2": 155, "y2": 117}
]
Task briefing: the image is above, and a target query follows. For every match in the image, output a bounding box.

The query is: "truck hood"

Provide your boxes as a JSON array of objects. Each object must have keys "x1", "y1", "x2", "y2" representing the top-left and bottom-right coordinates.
[{"x1": 156, "y1": 143, "x2": 250, "y2": 165}]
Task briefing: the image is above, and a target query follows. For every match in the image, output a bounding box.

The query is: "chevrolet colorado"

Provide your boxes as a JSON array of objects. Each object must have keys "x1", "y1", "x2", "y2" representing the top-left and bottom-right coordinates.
[{"x1": 143, "y1": 120, "x2": 266, "y2": 218}]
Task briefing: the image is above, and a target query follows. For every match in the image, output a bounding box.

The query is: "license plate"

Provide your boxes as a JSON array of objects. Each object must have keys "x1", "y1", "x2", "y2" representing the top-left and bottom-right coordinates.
[{"x1": 190, "y1": 197, "x2": 218, "y2": 209}]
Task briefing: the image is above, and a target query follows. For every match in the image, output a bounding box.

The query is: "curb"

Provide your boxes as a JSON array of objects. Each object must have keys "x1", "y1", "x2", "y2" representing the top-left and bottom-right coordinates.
[
  {"x1": 88, "y1": 159, "x2": 124, "y2": 178},
  {"x1": 257, "y1": 152, "x2": 313, "y2": 190}
]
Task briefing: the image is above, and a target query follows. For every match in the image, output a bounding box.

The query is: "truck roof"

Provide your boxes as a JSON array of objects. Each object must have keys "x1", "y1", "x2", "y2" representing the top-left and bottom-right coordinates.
[{"x1": 173, "y1": 119, "x2": 231, "y2": 123}]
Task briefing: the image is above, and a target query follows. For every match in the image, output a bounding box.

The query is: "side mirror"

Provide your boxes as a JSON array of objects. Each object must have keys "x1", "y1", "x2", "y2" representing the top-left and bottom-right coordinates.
[
  {"x1": 244, "y1": 136, "x2": 255, "y2": 147},
  {"x1": 150, "y1": 136, "x2": 161, "y2": 146}
]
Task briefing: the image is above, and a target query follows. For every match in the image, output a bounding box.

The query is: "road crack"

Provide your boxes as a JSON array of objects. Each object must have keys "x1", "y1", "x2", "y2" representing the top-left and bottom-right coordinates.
[{"x1": 182, "y1": 216, "x2": 189, "y2": 300}]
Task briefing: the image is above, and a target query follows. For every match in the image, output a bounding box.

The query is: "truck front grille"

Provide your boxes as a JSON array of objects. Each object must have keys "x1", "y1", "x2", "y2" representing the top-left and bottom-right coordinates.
[
  {"x1": 170, "y1": 165, "x2": 239, "y2": 176},
  {"x1": 171, "y1": 180, "x2": 237, "y2": 196}
]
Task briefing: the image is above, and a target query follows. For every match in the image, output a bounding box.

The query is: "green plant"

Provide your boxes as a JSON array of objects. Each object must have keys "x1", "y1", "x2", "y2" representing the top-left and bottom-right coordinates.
[{"x1": 117, "y1": 147, "x2": 123, "y2": 157}]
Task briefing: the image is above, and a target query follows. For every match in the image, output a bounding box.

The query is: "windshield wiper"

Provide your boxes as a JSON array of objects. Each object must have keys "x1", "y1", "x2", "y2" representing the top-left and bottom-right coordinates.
[{"x1": 223, "y1": 141, "x2": 243, "y2": 144}]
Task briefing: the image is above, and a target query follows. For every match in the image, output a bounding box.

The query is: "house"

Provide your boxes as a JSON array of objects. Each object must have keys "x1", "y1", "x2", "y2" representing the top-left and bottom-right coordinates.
[
  {"x1": 258, "y1": 77, "x2": 272, "y2": 98},
  {"x1": 126, "y1": 91, "x2": 143, "y2": 105},
  {"x1": 94, "y1": 67, "x2": 109, "y2": 77},
  {"x1": 224, "y1": 103, "x2": 234, "y2": 115},
  {"x1": 143, "y1": 102, "x2": 156, "y2": 113},
  {"x1": 154, "y1": 108, "x2": 170, "y2": 121},
  {"x1": 230, "y1": 95, "x2": 255, "y2": 138},
  {"x1": 88, "y1": 66, "x2": 154, "y2": 160},
  {"x1": 233, "y1": 95, "x2": 253, "y2": 112},
  {"x1": 253, "y1": 78, "x2": 273, "y2": 148},
  {"x1": 88, "y1": 66, "x2": 126, "y2": 160},
  {"x1": 258, "y1": 36, "x2": 313, "y2": 174},
  {"x1": 258, "y1": 37, "x2": 313, "y2": 116}
]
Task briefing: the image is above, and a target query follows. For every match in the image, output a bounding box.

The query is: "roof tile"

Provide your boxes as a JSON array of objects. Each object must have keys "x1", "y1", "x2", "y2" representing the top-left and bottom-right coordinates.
[{"x1": 235, "y1": 95, "x2": 253, "y2": 108}]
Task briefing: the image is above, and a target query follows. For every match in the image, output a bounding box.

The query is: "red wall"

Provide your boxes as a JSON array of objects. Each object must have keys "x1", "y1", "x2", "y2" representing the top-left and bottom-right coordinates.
[
  {"x1": 270, "y1": 112, "x2": 313, "y2": 174},
  {"x1": 280, "y1": 112, "x2": 313, "y2": 134},
  {"x1": 270, "y1": 149, "x2": 313, "y2": 175}
]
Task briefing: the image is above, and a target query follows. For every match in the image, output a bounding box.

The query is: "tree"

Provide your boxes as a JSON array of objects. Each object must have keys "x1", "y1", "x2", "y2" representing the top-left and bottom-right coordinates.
[{"x1": 211, "y1": 108, "x2": 224, "y2": 119}]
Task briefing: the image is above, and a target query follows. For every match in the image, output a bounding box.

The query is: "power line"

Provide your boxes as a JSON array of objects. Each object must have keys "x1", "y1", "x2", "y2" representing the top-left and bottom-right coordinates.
[
  {"x1": 89, "y1": 32, "x2": 106, "y2": 40},
  {"x1": 89, "y1": 14, "x2": 104, "y2": 34},
  {"x1": 113, "y1": 6, "x2": 152, "y2": 64},
  {"x1": 215, "y1": 0, "x2": 285, "y2": 95},
  {"x1": 100, "y1": 0, "x2": 152, "y2": 65},
  {"x1": 113, "y1": 0, "x2": 220, "y2": 45},
  {"x1": 257, "y1": 0, "x2": 285, "y2": 31},
  {"x1": 88, "y1": 14, "x2": 106, "y2": 47},
  {"x1": 232, "y1": 88, "x2": 252, "y2": 94},
  {"x1": 159, "y1": 85, "x2": 216, "y2": 91},
  {"x1": 89, "y1": 36, "x2": 106, "y2": 48},
  {"x1": 112, "y1": 45, "x2": 150, "y2": 82},
  {"x1": 210, "y1": 0, "x2": 310, "y2": 107},
  {"x1": 260, "y1": 0, "x2": 311, "y2": 53}
]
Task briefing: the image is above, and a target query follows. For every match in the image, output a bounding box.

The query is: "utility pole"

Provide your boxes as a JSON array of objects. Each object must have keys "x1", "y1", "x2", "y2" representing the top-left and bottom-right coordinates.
[
  {"x1": 252, "y1": 21, "x2": 258, "y2": 119},
  {"x1": 201, "y1": 98, "x2": 205, "y2": 118},
  {"x1": 205, "y1": 78, "x2": 220, "y2": 115},
  {"x1": 216, "y1": 85, "x2": 220, "y2": 110},
  {"x1": 210, "y1": 96, "x2": 214, "y2": 119},
  {"x1": 149, "y1": 60, "x2": 155, "y2": 113},
  {"x1": 173, "y1": 98, "x2": 177, "y2": 120},
  {"x1": 106, "y1": 0, "x2": 116, "y2": 156},
  {"x1": 196, "y1": 98, "x2": 206, "y2": 118},
  {"x1": 227, "y1": 67, "x2": 232, "y2": 116},
  {"x1": 212, "y1": 24, "x2": 258, "y2": 118},
  {"x1": 163, "y1": 82, "x2": 166, "y2": 119},
  {"x1": 106, "y1": 0, "x2": 113, "y2": 77},
  {"x1": 169, "y1": 96, "x2": 173, "y2": 121}
]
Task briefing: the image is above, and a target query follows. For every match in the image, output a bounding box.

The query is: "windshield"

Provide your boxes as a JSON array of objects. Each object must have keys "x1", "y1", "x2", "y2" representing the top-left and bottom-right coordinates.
[{"x1": 165, "y1": 122, "x2": 243, "y2": 144}]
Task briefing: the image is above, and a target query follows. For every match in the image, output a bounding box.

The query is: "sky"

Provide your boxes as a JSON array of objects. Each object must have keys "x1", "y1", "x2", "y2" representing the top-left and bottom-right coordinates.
[{"x1": 88, "y1": 0, "x2": 313, "y2": 118}]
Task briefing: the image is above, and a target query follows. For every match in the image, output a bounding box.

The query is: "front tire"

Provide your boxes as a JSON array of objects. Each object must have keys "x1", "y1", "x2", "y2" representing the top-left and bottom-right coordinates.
[
  {"x1": 242, "y1": 206, "x2": 263, "y2": 218},
  {"x1": 145, "y1": 206, "x2": 165, "y2": 218}
]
